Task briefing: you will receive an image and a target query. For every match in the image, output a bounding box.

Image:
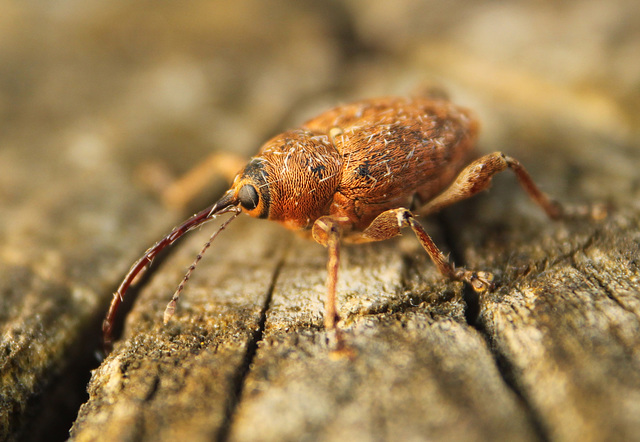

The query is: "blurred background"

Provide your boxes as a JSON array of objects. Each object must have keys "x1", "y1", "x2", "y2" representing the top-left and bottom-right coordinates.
[
  {"x1": 0, "y1": 0, "x2": 638, "y2": 440},
  {"x1": 1, "y1": 0, "x2": 637, "y2": 197}
]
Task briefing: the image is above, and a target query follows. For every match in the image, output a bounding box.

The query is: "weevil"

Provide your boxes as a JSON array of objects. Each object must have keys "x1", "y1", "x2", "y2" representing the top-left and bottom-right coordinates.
[{"x1": 102, "y1": 95, "x2": 568, "y2": 351}]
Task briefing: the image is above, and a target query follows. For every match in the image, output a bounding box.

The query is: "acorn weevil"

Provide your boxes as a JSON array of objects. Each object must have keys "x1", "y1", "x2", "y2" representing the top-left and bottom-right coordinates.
[{"x1": 103, "y1": 95, "x2": 569, "y2": 352}]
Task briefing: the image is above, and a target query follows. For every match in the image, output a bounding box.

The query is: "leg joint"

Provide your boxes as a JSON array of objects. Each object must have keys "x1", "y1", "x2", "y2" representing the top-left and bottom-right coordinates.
[{"x1": 397, "y1": 208, "x2": 412, "y2": 227}]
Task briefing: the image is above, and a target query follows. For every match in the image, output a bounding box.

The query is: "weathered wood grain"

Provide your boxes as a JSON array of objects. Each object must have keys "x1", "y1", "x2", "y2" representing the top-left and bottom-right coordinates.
[
  {"x1": 70, "y1": 217, "x2": 286, "y2": 441},
  {"x1": 0, "y1": 144, "x2": 180, "y2": 440},
  {"x1": 472, "y1": 210, "x2": 640, "y2": 442},
  {"x1": 227, "y1": 240, "x2": 541, "y2": 442},
  {"x1": 70, "y1": 217, "x2": 542, "y2": 442}
]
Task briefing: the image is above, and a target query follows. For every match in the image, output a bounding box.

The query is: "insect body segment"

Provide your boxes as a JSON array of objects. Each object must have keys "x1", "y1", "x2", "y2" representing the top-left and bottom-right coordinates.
[
  {"x1": 103, "y1": 96, "x2": 563, "y2": 352},
  {"x1": 304, "y1": 97, "x2": 477, "y2": 231}
]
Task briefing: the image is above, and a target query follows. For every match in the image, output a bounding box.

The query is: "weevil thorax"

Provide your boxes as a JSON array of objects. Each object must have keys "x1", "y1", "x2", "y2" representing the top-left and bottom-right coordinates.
[{"x1": 231, "y1": 129, "x2": 342, "y2": 230}]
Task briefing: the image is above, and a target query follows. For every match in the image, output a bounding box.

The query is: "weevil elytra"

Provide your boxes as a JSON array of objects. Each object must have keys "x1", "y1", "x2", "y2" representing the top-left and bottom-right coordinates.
[{"x1": 103, "y1": 95, "x2": 567, "y2": 351}]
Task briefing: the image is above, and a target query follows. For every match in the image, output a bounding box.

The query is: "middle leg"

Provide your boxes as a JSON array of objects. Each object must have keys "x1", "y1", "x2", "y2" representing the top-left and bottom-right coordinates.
[{"x1": 357, "y1": 208, "x2": 494, "y2": 292}]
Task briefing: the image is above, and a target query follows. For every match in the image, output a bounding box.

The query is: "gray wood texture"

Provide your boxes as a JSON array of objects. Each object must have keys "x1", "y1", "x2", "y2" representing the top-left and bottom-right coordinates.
[{"x1": 1, "y1": 2, "x2": 639, "y2": 441}]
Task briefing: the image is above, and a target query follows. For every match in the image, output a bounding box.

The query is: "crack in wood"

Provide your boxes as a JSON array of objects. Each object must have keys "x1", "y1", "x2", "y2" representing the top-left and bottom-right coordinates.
[
  {"x1": 433, "y1": 211, "x2": 481, "y2": 323},
  {"x1": 471, "y1": 314, "x2": 551, "y2": 442},
  {"x1": 215, "y1": 249, "x2": 287, "y2": 442},
  {"x1": 568, "y1": 256, "x2": 640, "y2": 361},
  {"x1": 433, "y1": 211, "x2": 553, "y2": 441},
  {"x1": 569, "y1": 248, "x2": 640, "y2": 320}
]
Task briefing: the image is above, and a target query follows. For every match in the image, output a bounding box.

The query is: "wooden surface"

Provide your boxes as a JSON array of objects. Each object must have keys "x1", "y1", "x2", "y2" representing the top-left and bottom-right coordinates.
[{"x1": 1, "y1": 2, "x2": 639, "y2": 441}]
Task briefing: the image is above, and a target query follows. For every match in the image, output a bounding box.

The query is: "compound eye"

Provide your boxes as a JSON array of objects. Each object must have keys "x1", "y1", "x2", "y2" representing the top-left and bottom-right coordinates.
[{"x1": 238, "y1": 184, "x2": 259, "y2": 211}]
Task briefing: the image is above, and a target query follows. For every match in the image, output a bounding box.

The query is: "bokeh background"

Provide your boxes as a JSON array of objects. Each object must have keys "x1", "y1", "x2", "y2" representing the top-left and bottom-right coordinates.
[{"x1": 3, "y1": 0, "x2": 637, "y2": 193}]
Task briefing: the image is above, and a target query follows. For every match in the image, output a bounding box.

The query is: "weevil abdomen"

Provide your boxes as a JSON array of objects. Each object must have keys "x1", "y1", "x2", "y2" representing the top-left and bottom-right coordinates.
[{"x1": 302, "y1": 96, "x2": 478, "y2": 229}]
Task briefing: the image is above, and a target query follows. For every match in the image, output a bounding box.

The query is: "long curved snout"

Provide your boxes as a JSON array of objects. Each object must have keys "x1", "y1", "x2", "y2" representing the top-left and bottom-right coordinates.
[{"x1": 102, "y1": 191, "x2": 241, "y2": 353}]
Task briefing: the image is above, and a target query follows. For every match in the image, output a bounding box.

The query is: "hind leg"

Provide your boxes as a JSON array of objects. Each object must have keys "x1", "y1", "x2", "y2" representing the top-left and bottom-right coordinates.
[{"x1": 418, "y1": 152, "x2": 563, "y2": 218}]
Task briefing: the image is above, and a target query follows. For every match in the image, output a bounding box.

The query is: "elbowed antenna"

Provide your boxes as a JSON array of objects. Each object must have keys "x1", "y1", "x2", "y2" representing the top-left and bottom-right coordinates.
[{"x1": 102, "y1": 190, "x2": 240, "y2": 353}]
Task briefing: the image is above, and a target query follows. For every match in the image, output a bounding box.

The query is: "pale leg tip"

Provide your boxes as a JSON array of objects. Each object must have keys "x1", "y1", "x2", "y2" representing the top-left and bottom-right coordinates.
[
  {"x1": 163, "y1": 301, "x2": 176, "y2": 325},
  {"x1": 462, "y1": 270, "x2": 495, "y2": 293}
]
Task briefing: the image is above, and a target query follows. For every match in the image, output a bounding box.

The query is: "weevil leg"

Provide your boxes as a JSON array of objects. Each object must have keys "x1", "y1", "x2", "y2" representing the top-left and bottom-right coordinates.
[
  {"x1": 162, "y1": 152, "x2": 247, "y2": 210},
  {"x1": 312, "y1": 216, "x2": 360, "y2": 358},
  {"x1": 312, "y1": 217, "x2": 344, "y2": 331},
  {"x1": 358, "y1": 208, "x2": 494, "y2": 292},
  {"x1": 418, "y1": 152, "x2": 563, "y2": 219}
]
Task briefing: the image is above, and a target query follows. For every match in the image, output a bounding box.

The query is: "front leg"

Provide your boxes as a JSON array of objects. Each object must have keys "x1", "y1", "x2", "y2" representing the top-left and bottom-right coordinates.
[
  {"x1": 312, "y1": 217, "x2": 361, "y2": 357},
  {"x1": 358, "y1": 208, "x2": 494, "y2": 292},
  {"x1": 312, "y1": 216, "x2": 349, "y2": 332}
]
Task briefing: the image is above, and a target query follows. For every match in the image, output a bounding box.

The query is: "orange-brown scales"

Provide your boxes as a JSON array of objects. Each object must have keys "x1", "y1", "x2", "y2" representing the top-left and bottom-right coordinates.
[{"x1": 233, "y1": 96, "x2": 477, "y2": 233}]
